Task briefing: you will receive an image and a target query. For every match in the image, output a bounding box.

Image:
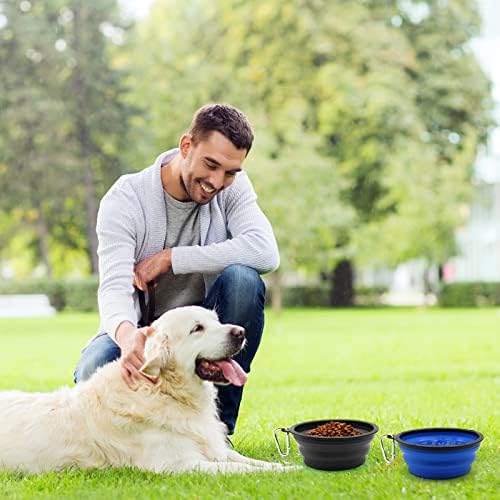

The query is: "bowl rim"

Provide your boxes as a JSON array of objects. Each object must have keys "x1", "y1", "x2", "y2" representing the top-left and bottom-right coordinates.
[
  {"x1": 393, "y1": 427, "x2": 484, "y2": 451},
  {"x1": 288, "y1": 419, "x2": 379, "y2": 440}
]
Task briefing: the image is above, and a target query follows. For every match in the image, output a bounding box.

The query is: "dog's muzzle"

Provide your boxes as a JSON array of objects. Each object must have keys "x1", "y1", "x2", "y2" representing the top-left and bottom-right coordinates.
[{"x1": 195, "y1": 327, "x2": 247, "y2": 386}]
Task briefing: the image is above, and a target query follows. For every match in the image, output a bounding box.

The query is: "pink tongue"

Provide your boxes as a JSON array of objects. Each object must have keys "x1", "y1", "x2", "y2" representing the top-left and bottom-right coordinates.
[{"x1": 214, "y1": 359, "x2": 248, "y2": 386}]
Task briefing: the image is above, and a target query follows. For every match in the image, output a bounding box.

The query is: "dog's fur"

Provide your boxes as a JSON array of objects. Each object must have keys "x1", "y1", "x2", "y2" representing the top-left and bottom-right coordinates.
[{"x1": 0, "y1": 306, "x2": 293, "y2": 474}]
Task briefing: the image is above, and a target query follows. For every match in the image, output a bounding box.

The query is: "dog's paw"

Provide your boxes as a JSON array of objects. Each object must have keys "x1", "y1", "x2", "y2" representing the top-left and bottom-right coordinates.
[
  {"x1": 258, "y1": 462, "x2": 302, "y2": 472},
  {"x1": 282, "y1": 464, "x2": 303, "y2": 471}
]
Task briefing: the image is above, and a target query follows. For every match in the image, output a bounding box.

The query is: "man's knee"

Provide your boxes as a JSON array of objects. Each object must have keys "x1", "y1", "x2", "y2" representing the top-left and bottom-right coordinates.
[
  {"x1": 74, "y1": 334, "x2": 121, "y2": 383},
  {"x1": 215, "y1": 265, "x2": 266, "y2": 342},
  {"x1": 219, "y1": 264, "x2": 265, "y2": 301}
]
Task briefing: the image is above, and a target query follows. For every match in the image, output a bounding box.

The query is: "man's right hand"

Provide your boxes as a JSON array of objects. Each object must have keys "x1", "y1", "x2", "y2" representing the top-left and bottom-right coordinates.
[
  {"x1": 115, "y1": 321, "x2": 156, "y2": 388},
  {"x1": 133, "y1": 248, "x2": 172, "y2": 291}
]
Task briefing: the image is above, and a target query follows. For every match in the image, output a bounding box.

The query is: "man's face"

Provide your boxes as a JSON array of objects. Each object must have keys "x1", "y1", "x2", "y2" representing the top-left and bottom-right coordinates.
[{"x1": 179, "y1": 131, "x2": 247, "y2": 204}]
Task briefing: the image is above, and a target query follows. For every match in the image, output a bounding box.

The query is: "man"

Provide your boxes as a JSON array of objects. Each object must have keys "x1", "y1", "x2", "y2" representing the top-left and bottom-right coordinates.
[{"x1": 74, "y1": 104, "x2": 279, "y2": 435}]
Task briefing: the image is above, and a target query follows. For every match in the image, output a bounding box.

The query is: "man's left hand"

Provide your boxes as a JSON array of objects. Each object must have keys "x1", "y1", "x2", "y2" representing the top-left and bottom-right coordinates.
[{"x1": 134, "y1": 248, "x2": 172, "y2": 291}]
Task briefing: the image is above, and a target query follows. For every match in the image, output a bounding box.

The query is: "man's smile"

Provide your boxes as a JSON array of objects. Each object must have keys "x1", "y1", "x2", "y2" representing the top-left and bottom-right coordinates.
[{"x1": 199, "y1": 181, "x2": 216, "y2": 194}]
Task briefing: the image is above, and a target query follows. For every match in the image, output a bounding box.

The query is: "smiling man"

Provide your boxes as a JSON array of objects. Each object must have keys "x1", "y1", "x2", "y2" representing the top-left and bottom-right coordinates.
[{"x1": 74, "y1": 104, "x2": 279, "y2": 435}]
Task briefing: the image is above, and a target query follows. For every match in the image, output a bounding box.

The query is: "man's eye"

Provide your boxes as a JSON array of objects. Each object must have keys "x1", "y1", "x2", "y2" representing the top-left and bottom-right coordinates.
[
  {"x1": 226, "y1": 171, "x2": 237, "y2": 177},
  {"x1": 190, "y1": 324, "x2": 204, "y2": 334},
  {"x1": 205, "y1": 163, "x2": 217, "y2": 170}
]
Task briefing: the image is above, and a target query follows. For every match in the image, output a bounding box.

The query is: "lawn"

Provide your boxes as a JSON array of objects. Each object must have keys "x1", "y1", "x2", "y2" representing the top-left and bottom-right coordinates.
[{"x1": 0, "y1": 308, "x2": 498, "y2": 499}]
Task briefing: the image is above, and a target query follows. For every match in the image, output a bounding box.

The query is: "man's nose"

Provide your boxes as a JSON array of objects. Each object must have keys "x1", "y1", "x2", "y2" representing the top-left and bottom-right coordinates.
[{"x1": 208, "y1": 171, "x2": 225, "y2": 190}]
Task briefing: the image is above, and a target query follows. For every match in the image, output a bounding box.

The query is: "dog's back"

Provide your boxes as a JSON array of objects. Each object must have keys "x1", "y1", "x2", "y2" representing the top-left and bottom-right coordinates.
[
  {"x1": 0, "y1": 359, "x2": 227, "y2": 473},
  {"x1": 0, "y1": 386, "x2": 85, "y2": 472},
  {"x1": 0, "y1": 362, "x2": 140, "y2": 472}
]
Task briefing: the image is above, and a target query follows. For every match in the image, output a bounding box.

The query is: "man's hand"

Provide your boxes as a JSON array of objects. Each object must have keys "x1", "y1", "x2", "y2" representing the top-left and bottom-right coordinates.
[
  {"x1": 134, "y1": 248, "x2": 172, "y2": 291},
  {"x1": 115, "y1": 321, "x2": 156, "y2": 388}
]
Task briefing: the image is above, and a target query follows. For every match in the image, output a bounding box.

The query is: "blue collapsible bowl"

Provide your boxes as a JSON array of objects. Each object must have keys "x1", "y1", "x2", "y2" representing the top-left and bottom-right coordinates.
[{"x1": 380, "y1": 428, "x2": 483, "y2": 479}]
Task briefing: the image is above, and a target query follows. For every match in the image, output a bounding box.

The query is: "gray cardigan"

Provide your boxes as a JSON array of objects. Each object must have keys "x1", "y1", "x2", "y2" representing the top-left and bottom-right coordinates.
[{"x1": 96, "y1": 149, "x2": 279, "y2": 341}]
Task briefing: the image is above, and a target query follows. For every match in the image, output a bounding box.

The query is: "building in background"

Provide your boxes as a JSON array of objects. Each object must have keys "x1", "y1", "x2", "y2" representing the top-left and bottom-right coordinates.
[{"x1": 451, "y1": 150, "x2": 500, "y2": 282}]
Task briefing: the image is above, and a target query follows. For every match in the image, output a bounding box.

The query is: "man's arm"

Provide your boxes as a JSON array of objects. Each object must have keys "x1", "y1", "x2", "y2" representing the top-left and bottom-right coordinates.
[
  {"x1": 115, "y1": 321, "x2": 155, "y2": 387},
  {"x1": 171, "y1": 172, "x2": 279, "y2": 275},
  {"x1": 133, "y1": 248, "x2": 172, "y2": 291},
  {"x1": 96, "y1": 188, "x2": 139, "y2": 341},
  {"x1": 96, "y1": 188, "x2": 157, "y2": 387}
]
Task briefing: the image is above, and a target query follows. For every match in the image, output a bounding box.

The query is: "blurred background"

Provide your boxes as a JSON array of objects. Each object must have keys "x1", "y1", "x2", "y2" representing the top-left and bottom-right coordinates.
[{"x1": 0, "y1": 0, "x2": 498, "y2": 315}]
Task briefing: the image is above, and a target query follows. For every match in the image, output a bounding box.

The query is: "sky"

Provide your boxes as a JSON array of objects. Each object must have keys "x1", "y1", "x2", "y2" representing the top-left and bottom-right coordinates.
[
  {"x1": 118, "y1": 0, "x2": 500, "y2": 154},
  {"x1": 119, "y1": 0, "x2": 153, "y2": 20},
  {"x1": 470, "y1": 0, "x2": 500, "y2": 155}
]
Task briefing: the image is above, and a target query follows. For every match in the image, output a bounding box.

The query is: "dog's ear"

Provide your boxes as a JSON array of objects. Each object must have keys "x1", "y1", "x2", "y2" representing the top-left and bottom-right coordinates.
[
  {"x1": 140, "y1": 357, "x2": 162, "y2": 378},
  {"x1": 139, "y1": 335, "x2": 170, "y2": 378}
]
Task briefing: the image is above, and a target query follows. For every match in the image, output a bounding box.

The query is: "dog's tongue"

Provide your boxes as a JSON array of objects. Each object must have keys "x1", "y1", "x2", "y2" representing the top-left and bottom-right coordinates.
[{"x1": 214, "y1": 359, "x2": 247, "y2": 386}]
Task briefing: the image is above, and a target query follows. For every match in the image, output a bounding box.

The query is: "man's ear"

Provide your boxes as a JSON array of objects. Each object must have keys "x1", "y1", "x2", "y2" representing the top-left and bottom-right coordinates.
[{"x1": 179, "y1": 133, "x2": 192, "y2": 158}]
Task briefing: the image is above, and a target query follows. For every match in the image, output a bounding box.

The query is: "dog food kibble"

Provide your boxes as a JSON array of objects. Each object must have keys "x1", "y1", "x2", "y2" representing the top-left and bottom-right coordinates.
[{"x1": 306, "y1": 421, "x2": 362, "y2": 437}]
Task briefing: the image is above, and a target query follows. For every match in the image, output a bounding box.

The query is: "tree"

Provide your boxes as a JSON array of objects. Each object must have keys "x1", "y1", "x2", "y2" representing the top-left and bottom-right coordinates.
[
  {"x1": 123, "y1": 0, "x2": 353, "y2": 309},
  {"x1": 288, "y1": 0, "x2": 491, "y2": 304},
  {"x1": 0, "y1": 0, "x2": 77, "y2": 276},
  {"x1": 58, "y1": 0, "x2": 135, "y2": 273},
  {"x1": 122, "y1": 0, "x2": 492, "y2": 307},
  {"x1": 337, "y1": 0, "x2": 493, "y2": 296},
  {"x1": 0, "y1": 0, "x2": 135, "y2": 275}
]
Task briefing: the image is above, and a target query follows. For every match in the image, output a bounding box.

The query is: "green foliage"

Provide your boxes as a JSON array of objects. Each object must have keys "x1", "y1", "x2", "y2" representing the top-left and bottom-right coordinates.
[
  {"x1": 121, "y1": 0, "x2": 492, "y2": 279},
  {"x1": 0, "y1": 279, "x2": 66, "y2": 311},
  {"x1": 0, "y1": 277, "x2": 99, "y2": 312},
  {"x1": 354, "y1": 285, "x2": 389, "y2": 306},
  {"x1": 0, "y1": 277, "x2": 387, "y2": 310},
  {"x1": 0, "y1": 309, "x2": 498, "y2": 497},
  {"x1": 0, "y1": 0, "x2": 136, "y2": 275},
  {"x1": 0, "y1": 0, "x2": 494, "y2": 283},
  {"x1": 62, "y1": 276, "x2": 99, "y2": 312},
  {"x1": 265, "y1": 283, "x2": 330, "y2": 308},
  {"x1": 438, "y1": 282, "x2": 500, "y2": 307},
  {"x1": 265, "y1": 284, "x2": 387, "y2": 307}
]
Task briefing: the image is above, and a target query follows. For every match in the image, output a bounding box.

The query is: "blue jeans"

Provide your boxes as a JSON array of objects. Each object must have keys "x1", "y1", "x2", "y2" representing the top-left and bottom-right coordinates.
[{"x1": 74, "y1": 264, "x2": 266, "y2": 435}]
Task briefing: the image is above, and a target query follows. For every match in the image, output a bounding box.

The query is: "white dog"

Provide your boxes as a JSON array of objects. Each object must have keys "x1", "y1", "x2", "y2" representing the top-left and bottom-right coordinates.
[{"x1": 0, "y1": 306, "x2": 293, "y2": 474}]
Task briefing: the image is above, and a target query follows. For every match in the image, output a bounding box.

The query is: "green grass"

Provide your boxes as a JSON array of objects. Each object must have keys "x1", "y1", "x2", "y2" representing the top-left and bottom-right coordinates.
[{"x1": 0, "y1": 308, "x2": 498, "y2": 499}]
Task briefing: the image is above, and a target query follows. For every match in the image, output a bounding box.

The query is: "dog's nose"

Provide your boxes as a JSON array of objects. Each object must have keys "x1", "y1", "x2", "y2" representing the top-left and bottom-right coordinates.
[{"x1": 230, "y1": 326, "x2": 245, "y2": 339}]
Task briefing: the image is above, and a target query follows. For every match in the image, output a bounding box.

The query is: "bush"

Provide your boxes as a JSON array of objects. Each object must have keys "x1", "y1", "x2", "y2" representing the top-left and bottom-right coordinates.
[
  {"x1": 355, "y1": 286, "x2": 388, "y2": 306},
  {"x1": 0, "y1": 279, "x2": 66, "y2": 310},
  {"x1": 283, "y1": 284, "x2": 331, "y2": 307},
  {"x1": 438, "y1": 282, "x2": 500, "y2": 307},
  {"x1": 63, "y1": 277, "x2": 99, "y2": 312},
  {"x1": 0, "y1": 277, "x2": 98, "y2": 312},
  {"x1": 265, "y1": 284, "x2": 387, "y2": 307},
  {"x1": 0, "y1": 278, "x2": 389, "y2": 311}
]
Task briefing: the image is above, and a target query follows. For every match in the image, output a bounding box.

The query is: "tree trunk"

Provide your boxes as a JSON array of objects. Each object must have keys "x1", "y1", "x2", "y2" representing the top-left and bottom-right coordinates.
[
  {"x1": 84, "y1": 165, "x2": 99, "y2": 273},
  {"x1": 35, "y1": 202, "x2": 52, "y2": 278},
  {"x1": 270, "y1": 270, "x2": 283, "y2": 315},
  {"x1": 330, "y1": 259, "x2": 354, "y2": 307},
  {"x1": 73, "y1": 4, "x2": 99, "y2": 274},
  {"x1": 24, "y1": 141, "x2": 52, "y2": 277}
]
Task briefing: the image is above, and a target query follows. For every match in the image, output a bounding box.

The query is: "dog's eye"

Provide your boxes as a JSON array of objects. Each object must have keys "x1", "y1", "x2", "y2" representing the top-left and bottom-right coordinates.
[{"x1": 190, "y1": 323, "x2": 204, "y2": 334}]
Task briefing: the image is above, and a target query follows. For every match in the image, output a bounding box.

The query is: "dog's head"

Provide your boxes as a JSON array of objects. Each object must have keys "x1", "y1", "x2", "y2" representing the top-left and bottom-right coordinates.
[{"x1": 139, "y1": 306, "x2": 247, "y2": 387}]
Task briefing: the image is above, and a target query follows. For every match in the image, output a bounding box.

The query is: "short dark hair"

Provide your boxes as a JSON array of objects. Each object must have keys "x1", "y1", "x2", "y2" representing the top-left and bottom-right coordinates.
[{"x1": 188, "y1": 104, "x2": 254, "y2": 153}]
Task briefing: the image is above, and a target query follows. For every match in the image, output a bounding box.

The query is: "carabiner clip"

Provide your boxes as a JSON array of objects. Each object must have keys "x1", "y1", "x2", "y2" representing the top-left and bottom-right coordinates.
[
  {"x1": 379, "y1": 434, "x2": 396, "y2": 463},
  {"x1": 273, "y1": 427, "x2": 291, "y2": 457}
]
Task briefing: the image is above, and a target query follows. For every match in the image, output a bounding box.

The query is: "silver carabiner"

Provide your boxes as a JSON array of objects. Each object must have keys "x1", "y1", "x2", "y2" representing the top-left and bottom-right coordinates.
[
  {"x1": 379, "y1": 434, "x2": 396, "y2": 463},
  {"x1": 273, "y1": 427, "x2": 290, "y2": 457}
]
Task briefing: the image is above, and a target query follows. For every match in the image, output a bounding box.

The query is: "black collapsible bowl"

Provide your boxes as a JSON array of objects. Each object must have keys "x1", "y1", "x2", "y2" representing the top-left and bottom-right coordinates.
[{"x1": 274, "y1": 419, "x2": 379, "y2": 470}]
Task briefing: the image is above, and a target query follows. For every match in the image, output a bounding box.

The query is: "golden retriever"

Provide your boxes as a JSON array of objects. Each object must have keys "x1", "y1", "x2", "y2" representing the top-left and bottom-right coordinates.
[{"x1": 0, "y1": 306, "x2": 293, "y2": 473}]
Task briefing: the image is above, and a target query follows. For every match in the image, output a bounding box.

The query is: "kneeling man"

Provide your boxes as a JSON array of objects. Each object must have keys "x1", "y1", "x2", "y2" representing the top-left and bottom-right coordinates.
[{"x1": 74, "y1": 103, "x2": 279, "y2": 435}]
